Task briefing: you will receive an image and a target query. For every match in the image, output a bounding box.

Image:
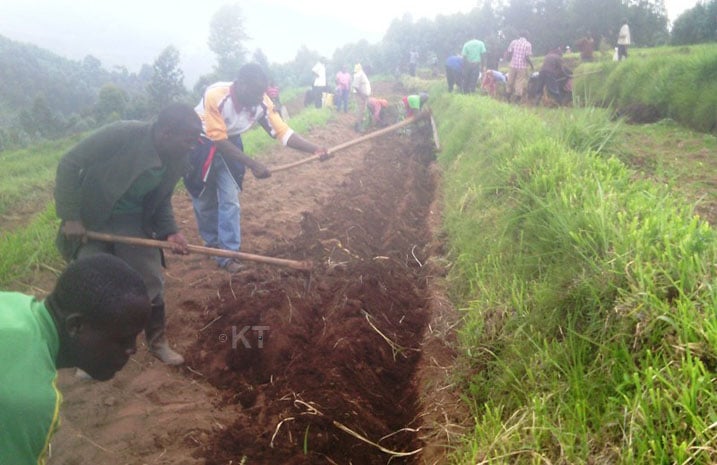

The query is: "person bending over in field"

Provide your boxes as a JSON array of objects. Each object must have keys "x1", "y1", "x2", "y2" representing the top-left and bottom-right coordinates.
[
  {"x1": 402, "y1": 92, "x2": 429, "y2": 118},
  {"x1": 184, "y1": 63, "x2": 329, "y2": 274},
  {"x1": 55, "y1": 103, "x2": 201, "y2": 369},
  {"x1": 0, "y1": 254, "x2": 151, "y2": 465},
  {"x1": 533, "y1": 47, "x2": 573, "y2": 105},
  {"x1": 367, "y1": 97, "x2": 390, "y2": 127}
]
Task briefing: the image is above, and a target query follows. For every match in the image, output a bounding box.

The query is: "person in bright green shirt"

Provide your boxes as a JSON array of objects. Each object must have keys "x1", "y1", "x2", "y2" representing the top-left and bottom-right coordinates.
[
  {"x1": 0, "y1": 254, "x2": 151, "y2": 465},
  {"x1": 402, "y1": 92, "x2": 429, "y2": 118},
  {"x1": 461, "y1": 38, "x2": 487, "y2": 93}
]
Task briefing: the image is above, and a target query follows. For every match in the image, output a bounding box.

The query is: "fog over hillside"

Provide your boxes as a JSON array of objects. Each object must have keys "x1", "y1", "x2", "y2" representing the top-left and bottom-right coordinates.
[{"x1": 0, "y1": 0, "x2": 467, "y2": 87}]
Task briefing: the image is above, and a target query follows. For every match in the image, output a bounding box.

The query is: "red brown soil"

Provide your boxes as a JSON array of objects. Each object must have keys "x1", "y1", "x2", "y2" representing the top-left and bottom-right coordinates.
[
  {"x1": 43, "y1": 82, "x2": 468, "y2": 465},
  {"x1": 187, "y1": 123, "x2": 437, "y2": 464}
]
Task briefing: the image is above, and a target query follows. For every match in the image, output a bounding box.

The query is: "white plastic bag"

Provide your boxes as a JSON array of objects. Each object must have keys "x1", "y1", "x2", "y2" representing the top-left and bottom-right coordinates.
[{"x1": 613, "y1": 47, "x2": 619, "y2": 61}]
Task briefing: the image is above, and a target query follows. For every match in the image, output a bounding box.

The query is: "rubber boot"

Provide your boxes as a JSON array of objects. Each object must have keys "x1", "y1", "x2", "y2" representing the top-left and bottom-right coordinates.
[
  {"x1": 75, "y1": 368, "x2": 93, "y2": 380},
  {"x1": 146, "y1": 300, "x2": 184, "y2": 365},
  {"x1": 148, "y1": 333, "x2": 185, "y2": 365}
]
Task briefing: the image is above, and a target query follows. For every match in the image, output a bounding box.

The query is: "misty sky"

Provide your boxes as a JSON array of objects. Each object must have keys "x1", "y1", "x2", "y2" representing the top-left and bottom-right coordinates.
[{"x1": 0, "y1": 0, "x2": 698, "y2": 87}]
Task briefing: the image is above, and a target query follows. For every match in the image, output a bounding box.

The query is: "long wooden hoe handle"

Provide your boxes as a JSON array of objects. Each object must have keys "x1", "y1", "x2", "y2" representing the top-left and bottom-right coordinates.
[
  {"x1": 429, "y1": 114, "x2": 441, "y2": 152},
  {"x1": 85, "y1": 231, "x2": 313, "y2": 271},
  {"x1": 270, "y1": 111, "x2": 431, "y2": 174}
]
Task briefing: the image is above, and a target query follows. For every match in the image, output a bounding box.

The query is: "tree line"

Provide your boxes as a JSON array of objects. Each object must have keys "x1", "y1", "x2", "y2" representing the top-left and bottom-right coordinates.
[{"x1": 0, "y1": 0, "x2": 714, "y2": 151}]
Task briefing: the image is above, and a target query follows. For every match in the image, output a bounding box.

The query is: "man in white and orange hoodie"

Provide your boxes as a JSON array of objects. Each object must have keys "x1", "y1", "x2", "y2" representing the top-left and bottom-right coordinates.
[{"x1": 185, "y1": 63, "x2": 328, "y2": 273}]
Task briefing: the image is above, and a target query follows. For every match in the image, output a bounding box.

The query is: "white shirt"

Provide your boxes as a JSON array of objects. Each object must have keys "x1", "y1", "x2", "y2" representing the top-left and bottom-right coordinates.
[
  {"x1": 312, "y1": 62, "x2": 326, "y2": 87},
  {"x1": 618, "y1": 24, "x2": 631, "y2": 45},
  {"x1": 352, "y1": 70, "x2": 371, "y2": 97}
]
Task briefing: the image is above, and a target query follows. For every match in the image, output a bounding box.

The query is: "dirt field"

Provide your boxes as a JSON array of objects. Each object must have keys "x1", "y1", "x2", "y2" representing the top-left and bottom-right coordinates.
[{"x1": 47, "y1": 83, "x2": 468, "y2": 465}]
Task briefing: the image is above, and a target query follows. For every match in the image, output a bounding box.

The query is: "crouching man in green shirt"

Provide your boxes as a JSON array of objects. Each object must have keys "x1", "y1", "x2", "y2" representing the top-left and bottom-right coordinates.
[{"x1": 0, "y1": 253, "x2": 151, "y2": 465}]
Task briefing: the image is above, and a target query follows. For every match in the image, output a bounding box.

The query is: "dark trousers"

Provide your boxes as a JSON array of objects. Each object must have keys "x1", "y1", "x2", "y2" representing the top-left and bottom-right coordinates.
[
  {"x1": 446, "y1": 66, "x2": 461, "y2": 92},
  {"x1": 533, "y1": 72, "x2": 570, "y2": 105},
  {"x1": 336, "y1": 88, "x2": 349, "y2": 112},
  {"x1": 146, "y1": 297, "x2": 166, "y2": 344},
  {"x1": 617, "y1": 44, "x2": 628, "y2": 60},
  {"x1": 76, "y1": 214, "x2": 164, "y2": 300},
  {"x1": 74, "y1": 213, "x2": 167, "y2": 341},
  {"x1": 462, "y1": 62, "x2": 480, "y2": 93},
  {"x1": 312, "y1": 85, "x2": 326, "y2": 108}
]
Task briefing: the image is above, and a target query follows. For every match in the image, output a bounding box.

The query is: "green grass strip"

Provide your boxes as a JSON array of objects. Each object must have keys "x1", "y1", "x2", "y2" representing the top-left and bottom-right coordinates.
[
  {"x1": 0, "y1": 203, "x2": 62, "y2": 289},
  {"x1": 0, "y1": 135, "x2": 81, "y2": 217},
  {"x1": 431, "y1": 83, "x2": 717, "y2": 464}
]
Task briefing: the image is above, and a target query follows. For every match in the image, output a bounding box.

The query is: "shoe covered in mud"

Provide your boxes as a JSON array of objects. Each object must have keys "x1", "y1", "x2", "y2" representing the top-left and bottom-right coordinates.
[
  {"x1": 149, "y1": 337, "x2": 185, "y2": 365},
  {"x1": 222, "y1": 260, "x2": 245, "y2": 273}
]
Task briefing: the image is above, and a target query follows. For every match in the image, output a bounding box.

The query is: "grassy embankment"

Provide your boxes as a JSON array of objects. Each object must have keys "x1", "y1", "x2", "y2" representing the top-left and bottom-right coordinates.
[
  {"x1": 573, "y1": 43, "x2": 717, "y2": 133},
  {"x1": 0, "y1": 106, "x2": 332, "y2": 289},
  {"x1": 0, "y1": 136, "x2": 82, "y2": 287},
  {"x1": 430, "y1": 46, "x2": 717, "y2": 463},
  {"x1": 2, "y1": 48, "x2": 717, "y2": 462}
]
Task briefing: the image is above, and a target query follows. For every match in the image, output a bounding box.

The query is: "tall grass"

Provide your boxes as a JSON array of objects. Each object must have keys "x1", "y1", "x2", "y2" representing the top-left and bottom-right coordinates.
[
  {"x1": 0, "y1": 203, "x2": 62, "y2": 288},
  {"x1": 0, "y1": 135, "x2": 81, "y2": 217},
  {"x1": 573, "y1": 44, "x2": 717, "y2": 133},
  {"x1": 432, "y1": 87, "x2": 717, "y2": 463}
]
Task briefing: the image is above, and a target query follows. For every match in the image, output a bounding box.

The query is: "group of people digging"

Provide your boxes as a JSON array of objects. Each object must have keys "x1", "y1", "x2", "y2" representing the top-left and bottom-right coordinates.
[
  {"x1": 1, "y1": 63, "x2": 332, "y2": 464},
  {"x1": 1, "y1": 60, "x2": 437, "y2": 463},
  {"x1": 447, "y1": 17, "x2": 633, "y2": 107},
  {"x1": 446, "y1": 32, "x2": 573, "y2": 106},
  {"x1": 307, "y1": 58, "x2": 430, "y2": 133}
]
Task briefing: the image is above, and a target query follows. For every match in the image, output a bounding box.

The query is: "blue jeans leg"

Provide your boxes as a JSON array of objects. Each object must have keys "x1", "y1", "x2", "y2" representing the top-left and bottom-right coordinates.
[
  {"x1": 192, "y1": 188, "x2": 219, "y2": 248},
  {"x1": 341, "y1": 90, "x2": 349, "y2": 112},
  {"x1": 191, "y1": 157, "x2": 241, "y2": 268}
]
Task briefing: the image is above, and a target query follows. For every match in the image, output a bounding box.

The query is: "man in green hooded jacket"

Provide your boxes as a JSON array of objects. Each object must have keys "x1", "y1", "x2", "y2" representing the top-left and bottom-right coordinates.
[{"x1": 54, "y1": 103, "x2": 201, "y2": 367}]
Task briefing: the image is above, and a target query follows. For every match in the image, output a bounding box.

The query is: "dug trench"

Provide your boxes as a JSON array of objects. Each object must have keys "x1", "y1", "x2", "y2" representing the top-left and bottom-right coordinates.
[
  {"x1": 186, "y1": 122, "x2": 444, "y2": 464},
  {"x1": 37, "y1": 82, "x2": 717, "y2": 465},
  {"x1": 49, "y1": 82, "x2": 465, "y2": 465}
]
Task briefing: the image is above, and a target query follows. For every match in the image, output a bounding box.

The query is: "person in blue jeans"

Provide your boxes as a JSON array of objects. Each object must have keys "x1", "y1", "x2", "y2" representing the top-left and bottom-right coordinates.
[
  {"x1": 335, "y1": 65, "x2": 351, "y2": 113},
  {"x1": 185, "y1": 63, "x2": 329, "y2": 273}
]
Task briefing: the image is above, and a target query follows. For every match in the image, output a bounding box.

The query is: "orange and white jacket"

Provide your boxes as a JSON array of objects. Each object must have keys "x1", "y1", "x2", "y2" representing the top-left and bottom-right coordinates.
[{"x1": 195, "y1": 81, "x2": 294, "y2": 145}]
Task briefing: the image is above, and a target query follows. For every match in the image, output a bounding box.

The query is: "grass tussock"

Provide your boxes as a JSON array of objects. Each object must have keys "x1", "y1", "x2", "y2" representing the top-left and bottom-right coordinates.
[{"x1": 432, "y1": 87, "x2": 717, "y2": 464}]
